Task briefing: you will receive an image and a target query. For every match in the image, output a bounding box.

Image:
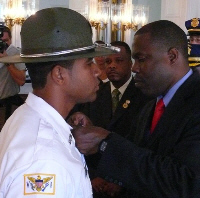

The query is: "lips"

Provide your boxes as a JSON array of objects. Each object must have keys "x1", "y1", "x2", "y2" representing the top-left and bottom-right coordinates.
[
  {"x1": 134, "y1": 76, "x2": 144, "y2": 87},
  {"x1": 107, "y1": 71, "x2": 118, "y2": 77}
]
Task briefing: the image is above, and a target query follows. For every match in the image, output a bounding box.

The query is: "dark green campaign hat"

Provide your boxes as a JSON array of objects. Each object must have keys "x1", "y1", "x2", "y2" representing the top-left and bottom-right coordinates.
[{"x1": 0, "y1": 7, "x2": 120, "y2": 63}]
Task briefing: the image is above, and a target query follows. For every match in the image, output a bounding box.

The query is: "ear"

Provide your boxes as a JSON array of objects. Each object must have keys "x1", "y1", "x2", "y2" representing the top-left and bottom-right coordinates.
[
  {"x1": 167, "y1": 48, "x2": 178, "y2": 64},
  {"x1": 51, "y1": 65, "x2": 67, "y2": 85}
]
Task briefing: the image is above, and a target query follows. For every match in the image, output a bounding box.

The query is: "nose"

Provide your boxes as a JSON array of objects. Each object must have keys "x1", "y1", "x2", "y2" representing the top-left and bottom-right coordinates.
[
  {"x1": 132, "y1": 61, "x2": 140, "y2": 73},
  {"x1": 107, "y1": 62, "x2": 116, "y2": 69}
]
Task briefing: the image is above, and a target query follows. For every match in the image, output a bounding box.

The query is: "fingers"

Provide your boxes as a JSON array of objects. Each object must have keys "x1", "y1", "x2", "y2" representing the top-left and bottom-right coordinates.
[
  {"x1": 103, "y1": 182, "x2": 122, "y2": 197},
  {"x1": 92, "y1": 179, "x2": 122, "y2": 197},
  {"x1": 67, "y1": 112, "x2": 93, "y2": 127},
  {"x1": 72, "y1": 126, "x2": 110, "y2": 155},
  {"x1": 91, "y1": 177, "x2": 108, "y2": 192}
]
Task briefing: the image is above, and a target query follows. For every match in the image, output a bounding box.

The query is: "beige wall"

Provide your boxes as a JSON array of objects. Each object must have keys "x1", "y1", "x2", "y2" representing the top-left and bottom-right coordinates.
[{"x1": 161, "y1": 0, "x2": 200, "y2": 33}]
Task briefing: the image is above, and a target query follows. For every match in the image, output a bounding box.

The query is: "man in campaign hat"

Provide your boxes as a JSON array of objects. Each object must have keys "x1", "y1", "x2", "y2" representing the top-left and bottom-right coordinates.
[
  {"x1": 185, "y1": 18, "x2": 200, "y2": 72},
  {"x1": 0, "y1": 7, "x2": 119, "y2": 197}
]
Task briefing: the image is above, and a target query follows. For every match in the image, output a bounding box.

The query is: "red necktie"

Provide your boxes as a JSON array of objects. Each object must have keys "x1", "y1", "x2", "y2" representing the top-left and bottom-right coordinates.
[{"x1": 150, "y1": 98, "x2": 165, "y2": 134}]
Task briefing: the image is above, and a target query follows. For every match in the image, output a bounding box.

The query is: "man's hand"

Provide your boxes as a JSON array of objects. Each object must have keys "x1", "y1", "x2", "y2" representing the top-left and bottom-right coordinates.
[
  {"x1": 0, "y1": 50, "x2": 8, "y2": 57},
  {"x1": 72, "y1": 126, "x2": 110, "y2": 155},
  {"x1": 91, "y1": 177, "x2": 108, "y2": 192},
  {"x1": 67, "y1": 112, "x2": 93, "y2": 127},
  {"x1": 92, "y1": 177, "x2": 123, "y2": 197},
  {"x1": 103, "y1": 182, "x2": 123, "y2": 197}
]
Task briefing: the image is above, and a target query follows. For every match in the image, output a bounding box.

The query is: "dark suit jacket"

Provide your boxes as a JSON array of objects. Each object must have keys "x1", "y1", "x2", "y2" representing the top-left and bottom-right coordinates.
[
  {"x1": 81, "y1": 78, "x2": 151, "y2": 140},
  {"x1": 97, "y1": 71, "x2": 200, "y2": 198}
]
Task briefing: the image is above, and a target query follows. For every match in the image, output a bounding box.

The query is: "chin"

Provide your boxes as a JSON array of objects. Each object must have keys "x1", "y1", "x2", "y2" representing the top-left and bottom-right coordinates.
[
  {"x1": 82, "y1": 94, "x2": 97, "y2": 103},
  {"x1": 137, "y1": 87, "x2": 152, "y2": 96}
]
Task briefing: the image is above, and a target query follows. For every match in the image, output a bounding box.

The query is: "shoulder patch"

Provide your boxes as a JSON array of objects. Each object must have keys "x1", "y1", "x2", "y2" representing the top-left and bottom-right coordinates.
[{"x1": 24, "y1": 173, "x2": 56, "y2": 195}]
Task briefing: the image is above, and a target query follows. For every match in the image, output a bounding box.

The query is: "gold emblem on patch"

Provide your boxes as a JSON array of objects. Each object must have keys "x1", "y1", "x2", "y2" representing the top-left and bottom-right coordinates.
[
  {"x1": 24, "y1": 173, "x2": 56, "y2": 195},
  {"x1": 123, "y1": 100, "x2": 130, "y2": 108},
  {"x1": 191, "y1": 18, "x2": 199, "y2": 28}
]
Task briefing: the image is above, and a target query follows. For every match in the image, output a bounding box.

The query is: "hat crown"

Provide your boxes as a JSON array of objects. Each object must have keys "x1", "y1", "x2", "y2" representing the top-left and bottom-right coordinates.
[
  {"x1": 21, "y1": 7, "x2": 93, "y2": 55},
  {"x1": 0, "y1": 7, "x2": 119, "y2": 63},
  {"x1": 185, "y1": 18, "x2": 200, "y2": 36}
]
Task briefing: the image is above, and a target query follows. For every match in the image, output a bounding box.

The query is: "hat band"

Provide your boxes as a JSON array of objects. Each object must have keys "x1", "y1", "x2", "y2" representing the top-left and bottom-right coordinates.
[
  {"x1": 188, "y1": 57, "x2": 200, "y2": 62},
  {"x1": 188, "y1": 29, "x2": 200, "y2": 32},
  {"x1": 20, "y1": 43, "x2": 120, "y2": 58},
  {"x1": 20, "y1": 45, "x2": 96, "y2": 58}
]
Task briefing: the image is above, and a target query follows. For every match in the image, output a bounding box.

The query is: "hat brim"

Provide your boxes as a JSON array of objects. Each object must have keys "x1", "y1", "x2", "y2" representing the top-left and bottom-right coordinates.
[
  {"x1": 187, "y1": 30, "x2": 200, "y2": 36},
  {"x1": 0, "y1": 47, "x2": 118, "y2": 63}
]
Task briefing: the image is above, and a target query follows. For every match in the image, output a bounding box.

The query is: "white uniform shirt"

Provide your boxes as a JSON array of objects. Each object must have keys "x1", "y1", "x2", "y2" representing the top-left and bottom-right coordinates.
[{"x1": 0, "y1": 93, "x2": 92, "y2": 198}]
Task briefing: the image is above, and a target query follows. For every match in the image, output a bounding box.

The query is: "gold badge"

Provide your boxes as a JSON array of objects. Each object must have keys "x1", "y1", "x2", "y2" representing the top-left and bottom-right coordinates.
[
  {"x1": 24, "y1": 173, "x2": 56, "y2": 195},
  {"x1": 123, "y1": 100, "x2": 130, "y2": 108},
  {"x1": 191, "y1": 18, "x2": 199, "y2": 28}
]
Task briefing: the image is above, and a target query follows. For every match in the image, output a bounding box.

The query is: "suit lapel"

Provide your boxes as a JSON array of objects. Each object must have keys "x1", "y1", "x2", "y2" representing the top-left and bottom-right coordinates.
[
  {"x1": 145, "y1": 71, "x2": 200, "y2": 148},
  {"x1": 134, "y1": 99, "x2": 155, "y2": 146},
  {"x1": 90, "y1": 82, "x2": 112, "y2": 127}
]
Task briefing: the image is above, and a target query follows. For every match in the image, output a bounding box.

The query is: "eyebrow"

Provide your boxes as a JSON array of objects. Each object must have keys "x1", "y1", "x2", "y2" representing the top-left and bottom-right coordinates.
[
  {"x1": 132, "y1": 52, "x2": 143, "y2": 57},
  {"x1": 86, "y1": 58, "x2": 93, "y2": 63}
]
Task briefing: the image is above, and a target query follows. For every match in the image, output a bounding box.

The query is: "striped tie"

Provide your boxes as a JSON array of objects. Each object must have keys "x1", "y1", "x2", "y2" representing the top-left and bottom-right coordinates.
[{"x1": 112, "y1": 89, "x2": 120, "y2": 114}]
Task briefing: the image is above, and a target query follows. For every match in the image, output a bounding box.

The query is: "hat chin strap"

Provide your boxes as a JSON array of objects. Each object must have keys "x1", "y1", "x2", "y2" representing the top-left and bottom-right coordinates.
[{"x1": 20, "y1": 43, "x2": 120, "y2": 58}]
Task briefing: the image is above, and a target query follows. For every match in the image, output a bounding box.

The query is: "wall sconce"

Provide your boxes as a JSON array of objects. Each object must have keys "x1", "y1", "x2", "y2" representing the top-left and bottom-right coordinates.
[
  {"x1": 111, "y1": 2, "x2": 149, "y2": 41},
  {"x1": 85, "y1": 0, "x2": 110, "y2": 41},
  {"x1": 85, "y1": 0, "x2": 149, "y2": 42},
  {"x1": 3, "y1": 0, "x2": 36, "y2": 30}
]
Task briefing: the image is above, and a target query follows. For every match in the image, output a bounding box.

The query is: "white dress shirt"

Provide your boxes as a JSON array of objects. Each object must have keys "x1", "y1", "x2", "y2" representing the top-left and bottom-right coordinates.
[{"x1": 0, "y1": 93, "x2": 92, "y2": 198}]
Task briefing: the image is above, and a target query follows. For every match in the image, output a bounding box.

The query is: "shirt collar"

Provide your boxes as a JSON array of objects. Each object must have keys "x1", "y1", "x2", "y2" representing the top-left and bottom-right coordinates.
[
  {"x1": 159, "y1": 69, "x2": 193, "y2": 106},
  {"x1": 110, "y1": 75, "x2": 132, "y2": 96},
  {"x1": 26, "y1": 93, "x2": 72, "y2": 138}
]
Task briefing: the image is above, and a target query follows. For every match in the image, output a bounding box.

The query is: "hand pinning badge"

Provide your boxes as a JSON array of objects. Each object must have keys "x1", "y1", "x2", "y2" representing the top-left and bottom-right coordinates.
[{"x1": 123, "y1": 100, "x2": 130, "y2": 108}]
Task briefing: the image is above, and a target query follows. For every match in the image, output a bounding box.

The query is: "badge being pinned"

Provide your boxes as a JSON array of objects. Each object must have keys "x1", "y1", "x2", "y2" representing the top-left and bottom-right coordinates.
[
  {"x1": 123, "y1": 100, "x2": 130, "y2": 108},
  {"x1": 24, "y1": 173, "x2": 55, "y2": 195}
]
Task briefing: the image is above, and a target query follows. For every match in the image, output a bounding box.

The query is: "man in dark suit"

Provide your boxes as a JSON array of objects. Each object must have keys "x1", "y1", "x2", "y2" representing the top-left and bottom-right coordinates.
[
  {"x1": 82, "y1": 41, "x2": 150, "y2": 138},
  {"x1": 70, "y1": 20, "x2": 200, "y2": 197},
  {"x1": 79, "y1": 41, "x2": 151, "y2": 197}
]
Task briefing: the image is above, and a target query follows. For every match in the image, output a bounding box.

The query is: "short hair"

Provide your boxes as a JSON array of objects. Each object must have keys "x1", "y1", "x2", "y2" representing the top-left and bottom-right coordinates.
[
  {"x1": 26, "y1": 60, "x2": 74, "y2": 89},
  {"x1": 3, "y1": 26, "x2": 11, "y2": 39},
  {"x1": 110, "y1": 41, "x2": 132, "y2": 60},
  {"x1": 135, "y1": 20, "x2": 188, "y2": 59}
]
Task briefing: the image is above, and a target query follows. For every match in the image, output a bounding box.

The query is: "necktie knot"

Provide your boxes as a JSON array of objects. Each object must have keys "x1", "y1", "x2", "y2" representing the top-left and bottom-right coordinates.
[
  {"x1": 112, "y1": 89, "x2": 120, "y2": 97},
  {"x1": 112, "y1": 89, "x2": 120, "y2": 114},
  {"x1": 150, "y1": 98, "x2": 165, "y2": 133}
]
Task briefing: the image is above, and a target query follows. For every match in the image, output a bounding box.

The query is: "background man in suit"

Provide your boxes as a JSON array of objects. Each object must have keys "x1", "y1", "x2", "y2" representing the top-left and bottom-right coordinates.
[
  {"x1": 82, "y1": 41, "x2": 150, "y2": 137},
  {"x1": 70, "y1": 20, "x2": 200, "y2": 197},
  {"x1": 71, "y1": 41, "x2": 151, "y2": 197}
]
